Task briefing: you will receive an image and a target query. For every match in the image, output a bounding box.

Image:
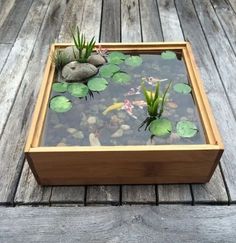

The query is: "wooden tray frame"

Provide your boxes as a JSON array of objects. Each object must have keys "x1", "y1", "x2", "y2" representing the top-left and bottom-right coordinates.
[{"x1": 25, "y1": 42, "x2": 224, "y2": 185}]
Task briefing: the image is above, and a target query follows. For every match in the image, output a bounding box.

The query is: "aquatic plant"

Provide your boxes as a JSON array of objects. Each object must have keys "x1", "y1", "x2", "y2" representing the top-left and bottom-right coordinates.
[
  {"x1": 51, "y1": 50, "x2": 69, "y2": 71},
  {"x1": 71, "y1": 26, "x2": 96, "y2": 63},
  {"x1": 142, "y1": 81, "x2": 172, "y2": 118},
  {"x1": 173, "y1": 82, "x2": 192, "y2": 94},
  {"x1": 176, "y1": 120, "x2": 198, "y2": 138},
  {"x1": 50, "y1": 96, "x2": 72, "y2": 113}
]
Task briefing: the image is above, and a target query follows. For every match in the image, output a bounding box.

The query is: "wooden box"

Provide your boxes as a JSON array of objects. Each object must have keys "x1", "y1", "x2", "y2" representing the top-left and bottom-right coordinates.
[{"x1": 25, "y1": 42, "x2": 223, "y2": 185}]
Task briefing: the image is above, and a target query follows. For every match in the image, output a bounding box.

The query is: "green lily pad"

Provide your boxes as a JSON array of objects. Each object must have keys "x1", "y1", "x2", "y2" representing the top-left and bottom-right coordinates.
[
  {"x1": 67, "y1": 83, "x2": 89, "y2": 98},
  {"x1": 174, "y1": 83, "x2": 192, "y2": 94},
  {"x1": 149, "y1": 118, "x2": 172, "y2": 137},
  {"x1": 52, "y1": 82, "x2": 68, "y2": 93},
  {"x1": 87, "y1": 77, "x2": 108, "y2": 91},
  {"x1": 161, "y1": 51, "x2": 177, "y2": 60},
  {"x1": 176, "y1": 120, "x2": 198, "y2": 138},
  {"x1": 99, "y1": 64, "x2": 120, "y2": 78},
  {"x1": 50, "y1": 96, "x2": 72, "y2": 113},
  {"x1": 112, "y1": 72, "x2": 131, "y2": 84},
  {"x1": 107, "y1": 51, "x2": 126, "y2": 64},
  {"x1": 125, "y1": 56, "x2": 142, "y2": 67}
]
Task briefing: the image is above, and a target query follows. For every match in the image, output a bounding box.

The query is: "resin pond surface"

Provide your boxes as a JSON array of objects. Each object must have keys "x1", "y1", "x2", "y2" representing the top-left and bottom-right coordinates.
[{"x1": 41, "y1": 51, "x2": 206, "y2": 146}]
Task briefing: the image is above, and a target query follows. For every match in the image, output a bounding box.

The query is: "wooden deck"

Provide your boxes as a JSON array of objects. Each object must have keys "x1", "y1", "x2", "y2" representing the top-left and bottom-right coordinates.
[{"x1": 0, "y1": 0, "x2": 236, "y2": 207}]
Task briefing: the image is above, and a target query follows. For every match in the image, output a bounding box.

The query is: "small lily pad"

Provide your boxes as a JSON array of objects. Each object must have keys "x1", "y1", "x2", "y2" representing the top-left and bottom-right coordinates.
[
  {"x1": 52, "y1": 82, "x2": 68, "y2": 93},
  {"x1": 176, "y1": 120, "x2": 198, "y2": 138},
  {"x1": 107, "y1": 51, "x2": 126, "y2": 64},
  {"x1": 87, "y1": 77, "x2": 108, "y2": 91},
  {"x1": 125, "y1": 56, "x2": 142, "y2": 67},
  {"x1": 99, "y1": 64, "x2": 120, "y2": 78},
  {"x1": 50, "y1": 96, "x2": 72, "y2": 113},
  {"x1": 67, "y1": 83, "x2": 89, "y2": 98},
  {"x1": 174, "y1": 83, "x2": 192, "y2": 94},
  {"x1": 112, "y1": 72, "x2": 131, "y2": 84},
  {"x1": 161, "y1": 51, "x2": 177, "y2": 60},
  {"x1": 149, "y1": 118, "x2": 172, "y2": 137}
]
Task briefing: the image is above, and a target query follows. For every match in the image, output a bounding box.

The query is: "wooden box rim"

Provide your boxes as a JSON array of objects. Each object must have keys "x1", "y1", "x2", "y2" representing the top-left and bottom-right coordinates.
[{"x1": 25, "y1": 42, "x2": 224, "y2": 154}]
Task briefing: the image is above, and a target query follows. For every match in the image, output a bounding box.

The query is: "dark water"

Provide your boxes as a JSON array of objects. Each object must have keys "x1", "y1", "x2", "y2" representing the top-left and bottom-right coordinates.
[{"x1": 41, "y1": 52, "x2": 206, "y2": 146}]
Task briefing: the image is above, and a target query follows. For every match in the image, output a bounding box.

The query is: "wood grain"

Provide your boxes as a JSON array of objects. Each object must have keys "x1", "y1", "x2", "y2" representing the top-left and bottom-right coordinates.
[
  {"x1": 0, "y1": 206, "x2": 236, "y2": 242},
  {"x1": 0, "y1": 0, "x2": 15, "y2": 30},
  {"x1": 0, "y1": 43, "x2": 11, "y2": 72},
  {"x1": 176, "y1": 0, "x2": 232, "y2": 204},
  {"x1": 12, "y1": 0, "x2": 68, "y2": 205},
  {"x1": 0, "y1": 0, "x2": 33, "y2": 43}
]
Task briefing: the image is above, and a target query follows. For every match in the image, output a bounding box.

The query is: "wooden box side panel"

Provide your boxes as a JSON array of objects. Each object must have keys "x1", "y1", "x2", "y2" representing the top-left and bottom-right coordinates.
[{"x1": 27, "y1": 149, "x2": 222, "y2": 185}]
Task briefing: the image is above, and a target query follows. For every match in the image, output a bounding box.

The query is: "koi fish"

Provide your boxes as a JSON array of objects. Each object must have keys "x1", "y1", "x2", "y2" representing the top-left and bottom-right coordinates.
[
  {"x1": 96, "y1": 45, "x2": 108, "y2": 56},
  {"x1": 103, "y1": 102, "x2": 124, "y2": 115},
  {"x1": 123, "y1": 99, "x2": 137, "y2": 119}
]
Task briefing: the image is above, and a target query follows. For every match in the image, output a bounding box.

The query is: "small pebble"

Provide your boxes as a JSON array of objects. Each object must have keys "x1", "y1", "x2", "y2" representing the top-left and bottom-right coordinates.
[
  {"x1": 57, "y1": 142, "x2": 67, "y2": 146},
  {"x1": 111, "y1": 115, "x2": 123, "y2": 125},
  {"x1": 167, "y1": 102, "x2": 178, "y2": 109},
  {"x1": 54, "y1": 124, "x2": 64, "y2": 129},
  {"x1": 168, "y1": 133, "x2": 181, "y2": 144},
  {"x1": 87, "y1": 116, "x2": 97, "y2": 125},
  {"x1": 187, "y1": 108, "x2": 194, "y2": 114},
  {"x1": 121, "y1": 124, "x2": 130, "y2": 130},
  {"x1": 89, "y1": 133, "x2": 101, "y2": 146},
  {"x1": 111, "y1": 128, "x2": 123, "y2": 138},
  {"x1": 72, "y1": 131, "x2": 84, "y2": 139},
  {"x1": 67, "y1": 128, "x2": 77, "y2": 134}
]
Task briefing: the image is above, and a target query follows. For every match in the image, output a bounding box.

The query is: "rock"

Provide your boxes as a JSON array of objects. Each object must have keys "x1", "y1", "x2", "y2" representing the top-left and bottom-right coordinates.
[
  {"x1": 111, "y1": 128, "x2": 123, "y2": 138},
  {"x1": 54, "y1": 124, "x2": 64, "y2": 129},
  {"x1": 168, "y1": 133, "x2": 181, "y2": 144},
  {"x1": 87, "y1": 116, "x2": 97, "y2": 125},
  {"x1": 89, "y1": 133, "x2": 101, "y2": 146},
  {"x1": 146, "y1": 138, "x2": 155, "y2": 145},
  {"x1": 72, "y1": 131, "x2": 84, "y2": 139},
  {"x1": 67, "y1": 127, "x2": 77, "y2": 134},
  {"x1": 121, "y1": 124, "x2": 130, "y2": 130},
  {"x1": 187, "y1": 107, "x2": 194, "y2": 114},
  {"x1": 61, "y1": 46, "x2": 80, "y2": 64},
  {"x1": 110, "y1": 115, "x2": 123, "y2": 126},
  {"x1": 57, "y1": 142, "x2": 67, "y2": 146},
  {"x1": 88, "y1": 54, "x2": 106, "y2": 66},
  {"x1": 167, "y1": 101, "x2": 178, "y2": 109},
  {"x1": 117, "y1": 112, "x2": 126, "y2": 119},
  {"x1": 62, "y1": 61, "x2": 98, "y2": 82},
  {"x1": 180, "y1": 116, "x2": 188, "y2": 121}
]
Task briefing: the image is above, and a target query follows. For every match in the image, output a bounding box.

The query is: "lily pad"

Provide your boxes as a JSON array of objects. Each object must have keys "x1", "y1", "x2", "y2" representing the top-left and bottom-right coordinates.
[
  {"x1": 149, "y1": 118, "x2": 172, "y2": 137},
  {"x1": 107, "y1": 51, "x2": 126, "y2": 64},
  {"x1": 67, "y1": 83, "x2": 89, "y2": 98},
  {"x1": 87, "y1": 77, "x2": 108, "y2": 91},
  {"x1": 99, "y1": 64, "x2": 120, "y2": 78},
  {"x1": 49, "y1": 96, "x2": 72, "y2": 113},
  {"x1": 174, "y1": 83, "x2": 192, "y2": 94},
  {"x1": 161, "y1": 51, "x2": 177, "y2": 60},
  {"x1": 125, "y1": 56, "x2": 142, "y2": 67},
  {"x1": 52, "y1": 82, "x2": 68, "y2": 93},
  {"x1": 112, "y1": 72, "x2": 131, "y2": 84},
  {"x1": 176, "y1": 120, "x2": 198, "y2": 138}
]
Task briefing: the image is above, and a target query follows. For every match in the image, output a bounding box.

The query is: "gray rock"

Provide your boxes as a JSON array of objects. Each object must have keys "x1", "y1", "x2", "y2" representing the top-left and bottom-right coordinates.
[
  {"x1": 61, "y1": 46, "x2": 80, "y2": 64},
  {"x1": 67, "y1": 128, "x2": 77, "y2": 134},
  {"x1": 62, "y1": 61, "x2": 98, "y2": 82},
  {"x1": 89, "y1": 133, "x2": 101, "y2": 146},
  {"x1": 111, "y1": 128, "x2": 123, "y2": 138},
  {"x1": 87, "y1": 116, "x2": 97, "y2": 125},
  {"x1": 88, "y1": 54, "x2": 106, "y2": 66}
]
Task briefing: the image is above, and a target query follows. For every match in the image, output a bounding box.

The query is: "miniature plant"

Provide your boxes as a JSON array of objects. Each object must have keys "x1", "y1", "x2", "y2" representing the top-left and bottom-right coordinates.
[
  {"x1": 51, "y1": 50, "x2": 69, "y2": 71},
  {"x1": 71, "y1": 26, "x2": 96, "y2": 63},
  {"x1": 142, "y1": 81, "x2": 172, "y2": 118}
]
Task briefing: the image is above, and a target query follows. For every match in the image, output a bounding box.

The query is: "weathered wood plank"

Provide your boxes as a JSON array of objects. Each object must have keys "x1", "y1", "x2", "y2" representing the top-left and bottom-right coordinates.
[
  {"x1": 210, "y1": 0, "x2": 236, "y2": 54},
  {"x1": 122, "y1": 185, "x2": 156, "y2": 204},
  {"x1": 0, "y1": 43, "x2": 11, "y2": 72},
  {"x1": 192, "y1": 165, "x2": 228, "y2": 204},
  {"x1": 1, "y1": 206, "x2": 236, "y2": 242},
  {"x1": 228, "y1": 0, "x2": 236, "y2": 13},
  {"x1": 0, "y1": 0, "x2": 49, "y2": 137},
  {"x1": 85, "y1": 0, "x2": 121, "y2": 205},
  {"x1": 0, "y1": 0, "x2": 33, "y2": 44},
  {"x1": 193, "y1": 0, "x2": 236, "y2": 112},
  {"x1": 139, "y1": 0, "x2": 162, "y2": 41},
  {"x1": 156, "y1": 0, "x2": 192, "y2": 204},
  {"x1": 57, "y1": 0, "x2": 85, "y2": 43},
  {"x1": 50, "y1": 187, "x2": 85, "y2": 205},
  {"x1": 86, "y1": 186, "x2": 120, "y2": 205},
  {"x1": 121, "y1": 0, "x2": 141, "y2": 42},
  {"x1": 0, "y1": 0, "x2": 15, "y2": 30},
  {"x1": 175, "y1": 0, "x2": 234, "y2": 203},
  {"x1": 100, "y1": 0, "x2": 121, "y2": 42},
  {"x1": 14, "y1": 161, "x2": 51, "y2": 205},
  {"x1": 121, "y1": 0, "x2": 156, "y2": 204},
  {"x1": 11, "y1": 0, "x2": 68, "y2": 205},
  {"x1": 157, "y1": 0, "x2": 184, "y2": 41},
  {"x1": 0, "y1": 0, "x2": 51, "y2": 204}
]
